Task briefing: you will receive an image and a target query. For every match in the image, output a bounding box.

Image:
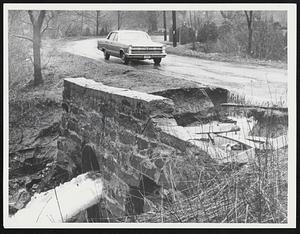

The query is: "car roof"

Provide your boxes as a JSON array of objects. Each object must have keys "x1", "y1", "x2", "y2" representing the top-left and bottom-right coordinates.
[{"x1": 110, "y1": 30, "x2": 147, "y2": 34}]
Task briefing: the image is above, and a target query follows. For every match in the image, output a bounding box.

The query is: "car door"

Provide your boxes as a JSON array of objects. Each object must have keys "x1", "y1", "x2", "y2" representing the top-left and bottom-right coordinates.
[
  {"x1": 106, "y1": 32, "x2": 115, "y2": 54},
  {"x1": 110, "y1": 32, "x2": 120, "y2": 57}
]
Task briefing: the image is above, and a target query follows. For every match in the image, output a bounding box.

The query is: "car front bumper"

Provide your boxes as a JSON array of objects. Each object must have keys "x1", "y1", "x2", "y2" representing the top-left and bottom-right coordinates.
[{"x1": 125, "y1": 53, "x2": 167, "y2": 59}]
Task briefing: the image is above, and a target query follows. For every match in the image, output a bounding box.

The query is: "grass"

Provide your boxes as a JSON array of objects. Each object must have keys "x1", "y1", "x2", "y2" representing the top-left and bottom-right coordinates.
[
  {"x1": 227, "y1": 91, "x2": 288, "y2": 109},
  {"x1": 135, "y1": 131, "x2": 288, "y2": 223},
  {"x1": 165, "y1": 43, "x2": 287, "y2": 70}
]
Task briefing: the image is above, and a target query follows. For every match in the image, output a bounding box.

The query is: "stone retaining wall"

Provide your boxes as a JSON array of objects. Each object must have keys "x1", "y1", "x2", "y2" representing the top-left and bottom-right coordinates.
[{"x1": 58, "y1": 77, "x2": 212, "y2": 217}]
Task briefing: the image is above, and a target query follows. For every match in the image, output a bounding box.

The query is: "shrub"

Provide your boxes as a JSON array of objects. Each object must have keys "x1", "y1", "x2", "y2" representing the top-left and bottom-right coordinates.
[
  {"x1": 99, "y1": 27, "x2": 109, "y2": 36},
  {"x1": 65, "y1": 25, "x2": 81, "y2": 37},
  {"x1": 214, "y1": 21, "x2": 242, "y2": 55},
  {"x1": 252, "y1": 20, "x2": 287, "y2": 61},
  {"x1": 179, "y1": 26, "x2": 195, "y2": 45},
  {"x1": 84, "y1": 27, "x2": 91, "y2": 36},
  {"x1": 197, "y1": 22, "x2": 218, "y2": 43}
]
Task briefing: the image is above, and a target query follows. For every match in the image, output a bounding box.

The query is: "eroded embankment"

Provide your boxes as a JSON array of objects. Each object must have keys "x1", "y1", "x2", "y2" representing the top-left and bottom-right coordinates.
[
  {"x1": 9, "y1": 77, "x2": 288, "y2": 222},
  {"x1": 151, "y1": 87, "x2": 229, "y2": 126}
]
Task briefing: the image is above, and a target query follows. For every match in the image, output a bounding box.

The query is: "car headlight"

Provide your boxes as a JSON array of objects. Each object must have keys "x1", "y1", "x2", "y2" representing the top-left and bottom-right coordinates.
[
  {"x1": 128, "y1": 45, "x2": 132, "y2": 54},
  {"x1": 162, "y1": 45, "x2": 166, "y2": 53}
]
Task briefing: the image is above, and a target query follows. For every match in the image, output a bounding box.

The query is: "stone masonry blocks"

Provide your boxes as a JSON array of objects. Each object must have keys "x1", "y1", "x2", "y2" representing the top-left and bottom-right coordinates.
[{"x1": 62, "y1": 77, "x2": 211, "y2": 197}]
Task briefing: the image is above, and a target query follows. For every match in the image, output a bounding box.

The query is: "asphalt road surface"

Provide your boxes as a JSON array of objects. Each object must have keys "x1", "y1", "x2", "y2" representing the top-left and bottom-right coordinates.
[{"x1": 62, "y1": 38, "x2": 288, "y2": 106}]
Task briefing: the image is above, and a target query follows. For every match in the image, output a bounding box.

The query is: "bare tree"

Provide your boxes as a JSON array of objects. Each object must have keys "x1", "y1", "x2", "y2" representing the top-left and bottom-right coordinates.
[
  {"x1": 81, "y1": 11, "x2": 84, "y2": 34},
  {"x1": 27, "y1": 10, "x2": 46, "y2": 85},
  {"x1": 172, "y1": 11, "x2": 177, "y2": 47},
  {"x1": 96, "y1": 11, "x2": 100, "y2": 36},
  {"x1": 189, "y1": 11, "x2": 196, "y2": 50},
  {"x1": 147, "y1": 11, "x2": 158, "y2": 32},
  {"x1": 244, "y1": 11, "x2": 254, "y2": 55},
  {"x1": 189, "y1": 11, "x2": 193, "y2": 28},
  {"x1": 220, "y1": 11, "x2": 237, "y2": 20}
]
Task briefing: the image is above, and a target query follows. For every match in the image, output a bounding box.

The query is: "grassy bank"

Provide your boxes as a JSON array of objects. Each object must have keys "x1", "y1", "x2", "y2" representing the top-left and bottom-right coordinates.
[{"x1": 165, "y1": 43, "x2": 287, "y2": 70}]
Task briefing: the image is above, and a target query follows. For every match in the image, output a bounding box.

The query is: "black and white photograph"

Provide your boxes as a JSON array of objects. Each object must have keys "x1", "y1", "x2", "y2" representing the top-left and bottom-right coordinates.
[{"x1": 3, "y1": 3, "x2": 297, "y2": 228}]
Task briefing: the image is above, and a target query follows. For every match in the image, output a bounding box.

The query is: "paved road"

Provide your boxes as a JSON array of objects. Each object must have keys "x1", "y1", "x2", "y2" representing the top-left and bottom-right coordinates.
[{"x1": 62, "y1": 38, "x2": 288, "y2": 106}]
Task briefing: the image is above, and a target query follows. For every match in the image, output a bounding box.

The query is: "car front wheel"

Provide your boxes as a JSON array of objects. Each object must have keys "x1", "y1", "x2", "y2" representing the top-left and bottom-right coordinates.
[
  {"x1": 120, "y1": 51, "x2": 129, "y2": 65},
  {"x1": 154, "y1": 58, "x2": 161, "y2": 65}
]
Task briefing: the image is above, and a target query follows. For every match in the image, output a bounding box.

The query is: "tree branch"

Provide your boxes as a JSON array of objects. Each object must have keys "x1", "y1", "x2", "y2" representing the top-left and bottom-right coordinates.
[
  {"x1": 37, "y1": 10, "x2": 46, "y2": 30},
  {"x1": 244, "y1": 10, "x2": 253, "y2": 28},
  {"x1": 11, "y1": 34, "x2": 33, "y2": 42},
  {"x1": 28, "y1": 10, "x2": 35, "y2": 25},
  {"x1": 249, "y1": 11, "x2": 253, "y2": 24},
  {"x1": 220, "y1": 11, "x2": 227, "y2": 19},
  {"x1": 41, "y1": 12, "x2": 55, "y2": 35},
  {"x1": 244, "y1": 11, "x2": 250, "y2": 25},
  {"x1": 220, "y1": 11, "x2": 237, "y2": 20}
]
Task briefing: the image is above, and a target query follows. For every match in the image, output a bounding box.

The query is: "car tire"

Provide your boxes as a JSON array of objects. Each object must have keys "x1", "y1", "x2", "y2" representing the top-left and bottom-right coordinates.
[
  {"x1": 154, "y1": 58, "x2": 161, "y2": 65},
  {"x1": 120, "y1": 51, "x2": 129, "y2": 65},
  {"x1": 104, "y1": 50, "x2": 110, "y2": 60}
]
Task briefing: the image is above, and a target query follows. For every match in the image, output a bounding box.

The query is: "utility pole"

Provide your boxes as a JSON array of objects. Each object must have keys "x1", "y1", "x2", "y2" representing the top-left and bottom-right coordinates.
[
  {"x1": 96, "y1": 11, "x2": 100, "y2": 36},
  {"x1": 172, "y1": 11, "x2": 177, "y2": 47},
  {"x1": 163, "y1": 11, "x2": 167, "y2": 41},
  {"x1": 117, "y1": 11, "x2": 120, "y2": 30}
]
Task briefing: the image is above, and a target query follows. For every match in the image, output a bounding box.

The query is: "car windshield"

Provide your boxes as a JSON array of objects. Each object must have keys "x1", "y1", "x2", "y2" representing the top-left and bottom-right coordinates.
[{"x1": 119, "y1": 31, "x2": 152, "y2": 43}]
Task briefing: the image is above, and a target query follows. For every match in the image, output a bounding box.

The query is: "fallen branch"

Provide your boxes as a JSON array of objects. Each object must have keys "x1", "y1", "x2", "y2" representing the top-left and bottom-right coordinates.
[
  {"x1": 215, "y1": 133, "x2": 263, "y2": 149},
  {"x1": 220, "y1": 103, "x2": 288, "y2": 112},
  {"x1": 196, "y1": 126, "x2": 240, "y2": 135}
]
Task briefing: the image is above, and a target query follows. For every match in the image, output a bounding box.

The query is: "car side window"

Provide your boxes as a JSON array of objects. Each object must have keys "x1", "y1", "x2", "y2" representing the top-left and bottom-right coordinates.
[
  {"x1": 113, "y1": 33, "x2": 118, "y2": 42},
  {"x1": 108, "y1": 32, "x2": 115, "y2": 40}
]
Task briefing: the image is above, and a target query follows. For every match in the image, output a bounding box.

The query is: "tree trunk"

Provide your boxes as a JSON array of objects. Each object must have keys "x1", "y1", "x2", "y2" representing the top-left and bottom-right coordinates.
[
  {"x1": 32, "y1": 29, "x2": 43, "y2": 85},
  {"x1": 96, "y1": 11, "x2": 100, "y2": 36},
  {"x1": 81, "y1": 11, "x2": 84, "y2": 35},
  {"x1": 172, "y1": 11, "x2": 177, "y2": 47},
  {"x1": 247, "y1": 27, "x2": 253, "y2": 55},
  {"x1": 28, "y1": 10, "x2": 46, "y2": 86},
  {"x1": 245, "y1": 11, "x2": 253, "y2": 56},
  {"x1": 190, "y1": 11, "x2": 196, "y2": 50},
  {"x1": 193, "y1": 11, "x2": 197, "y2": 28},
  {"x1": 163, "y1": 11, "x2": 167, "y2": 41}
]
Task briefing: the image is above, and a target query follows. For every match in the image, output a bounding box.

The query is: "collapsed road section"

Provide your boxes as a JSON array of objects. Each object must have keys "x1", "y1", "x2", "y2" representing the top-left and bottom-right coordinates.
[{"x1": 11, "y1": 77, "x2": 288, "y2": 222}]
